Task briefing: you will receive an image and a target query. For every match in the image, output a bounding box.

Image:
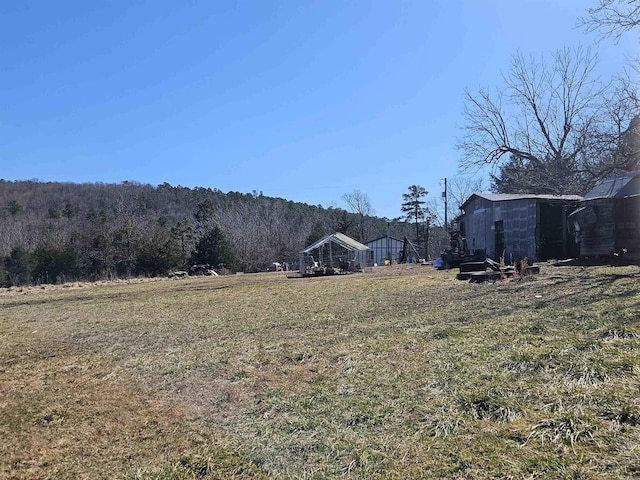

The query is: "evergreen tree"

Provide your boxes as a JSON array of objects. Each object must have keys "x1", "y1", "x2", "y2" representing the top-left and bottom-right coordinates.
[
  {"x1": 8, "y1": 200, "x2": 22, "y2": 217},
  {"x1": 490, "y1": 155, "x2": 586, "y2": 194},
  {"x1": 32, "y1": 243, "x2": 80, "y2": 284},
  {"x1": 136, "y1": 218, "x2": 183, "y2": 276},
  {"x1": 171, "y1": 216, "x2": 195, "y2": 263},
  {"x1": 194, "y1": 199, "x2": 216, "y2": 233},
  {"x1": 62, "y1": 203, "x2": 80, "y2": 219},
  {"x1": 6, "y1": 246, "x2": 31, "y2": 286},
  {"x1": 401, "y1": 185, "x2": 429, "y2": 257},
  {"x1": 48, "y1": 207, "x2": 62, "y2": 219},
  {"x1": 190, "y1": 225, "x2": 235, "y2": 270}
]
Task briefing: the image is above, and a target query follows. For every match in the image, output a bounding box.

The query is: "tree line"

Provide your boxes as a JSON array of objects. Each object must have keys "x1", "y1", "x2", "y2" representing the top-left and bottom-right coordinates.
[{"x1": 0, "y1": 180, "x2": 394, "y2": 286}]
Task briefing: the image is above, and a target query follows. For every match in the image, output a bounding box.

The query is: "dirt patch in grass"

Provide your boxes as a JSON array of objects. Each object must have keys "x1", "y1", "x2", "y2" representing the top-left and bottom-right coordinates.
[{"x1": 0, "y1": 353, "x2": 207, "y2": 479}]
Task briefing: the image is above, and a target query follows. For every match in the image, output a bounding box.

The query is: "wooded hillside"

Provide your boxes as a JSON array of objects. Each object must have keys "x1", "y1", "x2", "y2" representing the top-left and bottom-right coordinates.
[{"x1": 0, "y1": 180, "x2": 394, "y2": 285}]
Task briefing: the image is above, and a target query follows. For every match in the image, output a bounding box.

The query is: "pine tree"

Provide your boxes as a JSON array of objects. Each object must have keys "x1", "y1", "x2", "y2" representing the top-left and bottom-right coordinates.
[{"x1": 401, "y1": 185, "x2": 429, "y2": 258}]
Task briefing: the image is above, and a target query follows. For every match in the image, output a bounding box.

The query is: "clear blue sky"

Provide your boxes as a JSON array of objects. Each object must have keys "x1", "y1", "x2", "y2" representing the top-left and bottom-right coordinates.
[{"x1": 1, "y1": 0, "x2": 635, "y2": 219}]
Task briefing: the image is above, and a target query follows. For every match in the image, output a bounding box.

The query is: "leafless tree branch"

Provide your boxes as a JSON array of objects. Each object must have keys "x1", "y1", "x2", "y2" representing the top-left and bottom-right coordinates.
[
  {"x1": 578, "y1": 0, "x2": 640, "y2": 43},
  {"x1": 457, "y1": 46, "x2": 637, "y2": 194}
]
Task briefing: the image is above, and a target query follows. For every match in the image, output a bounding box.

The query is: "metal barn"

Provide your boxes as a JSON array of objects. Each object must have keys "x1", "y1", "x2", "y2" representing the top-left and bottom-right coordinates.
[
  {"x1": 365, "y1": 235, "x2": 404, "y2": 266},
  {"x1": 569, "y1": 171, "x2": 640, "y2": 261},
  {"x1": 458, "y1": 193, "x2": 582, "y2": 262}
]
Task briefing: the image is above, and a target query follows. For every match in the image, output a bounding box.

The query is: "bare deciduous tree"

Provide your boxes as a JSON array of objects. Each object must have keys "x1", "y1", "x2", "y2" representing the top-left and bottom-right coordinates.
[
  {"x1": 457, "y1": 47, "x2": 637, "y2": 194},
  {"x1": 579, "y1": 0, "x2": 640, "y2": 42},
  {"x1": 342, "y1": 190, "x2": 374, "y2": 242},
  {"x1": 427, "y1": 176, "x2": 482, "y2": 226},
  {"x1": 580, "y1": 1, "x2": 640, "y2": 114},
  {"x1": 448, "y1": 176, "x2": 484, "y2": 215}
]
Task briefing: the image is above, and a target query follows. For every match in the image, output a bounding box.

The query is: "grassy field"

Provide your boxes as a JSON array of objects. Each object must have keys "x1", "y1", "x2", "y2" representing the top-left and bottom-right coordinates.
[{"x1": 1, "y1": 264, "x2": 639, "y2": 479}]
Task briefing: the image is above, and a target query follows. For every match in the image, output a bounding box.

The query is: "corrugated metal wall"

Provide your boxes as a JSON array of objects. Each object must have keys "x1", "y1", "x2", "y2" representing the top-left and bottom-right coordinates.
[
  {"x1": 461, "y1": 197, "x2": 578, "y2": 262},
  {"x1": 502, "y1": 200, "x2": 537, "y2": 261},
  {"x1": 579, "y1": 197, "x2": 640, "y2": 259},
  {"x1": 614, "y1": 196, "x2": 640, "y2": 259},
  {"x1": 580, "y1": 201, "x2": 615, "y2": 257},
  {"x1": 461, "y1": 198, "x2": 538, "y2": 261},
  {"x1": 464, "y1": 196, "x2": 492, "y2": 256},
  {"x1": 366, "y1": 237, "x2": 404, "y2": 265}
]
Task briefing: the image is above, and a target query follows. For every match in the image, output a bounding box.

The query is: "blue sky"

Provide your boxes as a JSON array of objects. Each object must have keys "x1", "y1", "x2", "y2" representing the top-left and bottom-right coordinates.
[{"x1": 1, "y1": 0, "x2": 635, "y2": 219}]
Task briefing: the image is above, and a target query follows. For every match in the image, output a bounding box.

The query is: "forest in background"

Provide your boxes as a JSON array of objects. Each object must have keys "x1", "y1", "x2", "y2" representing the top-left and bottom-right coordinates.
[{"x1": 0, "y1": 180, "x2": 432, "y2": 286}]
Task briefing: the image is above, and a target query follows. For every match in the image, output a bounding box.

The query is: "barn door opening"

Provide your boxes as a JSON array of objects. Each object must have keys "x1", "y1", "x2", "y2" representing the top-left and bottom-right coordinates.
[
  {"x1": 494, "y1": 220, "x2": 504, "y2": 261},
  {"x1": 538, "y1": 203, "x2": 579, "y2": 261}
]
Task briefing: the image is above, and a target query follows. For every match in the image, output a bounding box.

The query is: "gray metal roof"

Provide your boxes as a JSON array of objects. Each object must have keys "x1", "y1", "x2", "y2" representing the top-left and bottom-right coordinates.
[
  {"x1": 583, "y1": 170, "x2": 640, "y2": 200},
  {"x1": 302, "y1": 232, "x2": 370, "y2": 253},
  {"x1": 462, "y1": 192, "x2": 582, "y2": 208},
  {"x1": 365, "y1": 235, "x2": 404, "y2": 245}
]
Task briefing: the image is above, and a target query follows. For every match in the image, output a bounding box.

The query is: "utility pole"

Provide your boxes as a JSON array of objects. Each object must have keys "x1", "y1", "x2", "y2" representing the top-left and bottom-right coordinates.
[{"x1": 443, "y1": 177, "x2": 448, "y2": 233}]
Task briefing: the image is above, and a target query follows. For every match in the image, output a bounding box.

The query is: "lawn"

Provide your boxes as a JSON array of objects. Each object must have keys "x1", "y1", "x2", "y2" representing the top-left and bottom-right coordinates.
[{"x1": 1, "y1": 264, "x2": 639, "y2": 479}]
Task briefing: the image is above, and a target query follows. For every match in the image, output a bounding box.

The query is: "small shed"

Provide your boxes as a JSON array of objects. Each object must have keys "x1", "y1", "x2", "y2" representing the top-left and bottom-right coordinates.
[
  {"x1": 569, "y1": 170, "x2": 640, "y2": 261},
  {"x1": 458, "y1": 193, "x2": 582, "y2": 262},
  {"x1": 299, "y1": 232, "x2": 372, "y2": 275},
  {"x1": 365, "y1": 235, "x2": 404, "y2": 266}
]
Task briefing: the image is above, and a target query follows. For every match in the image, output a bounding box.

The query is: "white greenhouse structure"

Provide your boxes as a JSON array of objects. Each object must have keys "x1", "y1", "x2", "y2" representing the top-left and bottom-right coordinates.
[{"x1": 298, "y1": 232, "x2": 372, "y2": 276}]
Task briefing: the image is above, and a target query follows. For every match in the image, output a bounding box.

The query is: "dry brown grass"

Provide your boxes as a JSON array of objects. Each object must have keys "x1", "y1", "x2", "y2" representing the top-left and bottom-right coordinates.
[{"x1": 1, "y1": 264, "x2": 639, "y2": 478}]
